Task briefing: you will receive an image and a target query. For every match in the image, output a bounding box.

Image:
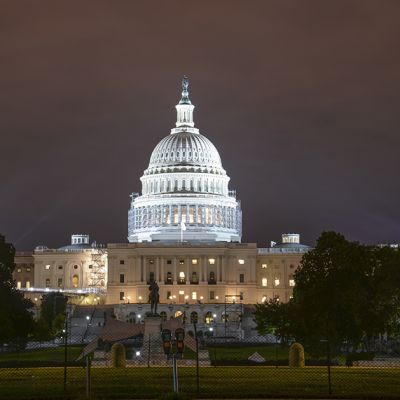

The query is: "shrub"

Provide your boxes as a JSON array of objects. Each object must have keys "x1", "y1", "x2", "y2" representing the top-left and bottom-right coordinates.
[
  {"x1": 289, "y1": 342, "x2": 305, "y2": 367},
  {"x1": 111, "y1": 343, "x2": 126, "y2": 368},
  {"x1": 345, "y1": 351, "x2": 375, "y2": 366}
]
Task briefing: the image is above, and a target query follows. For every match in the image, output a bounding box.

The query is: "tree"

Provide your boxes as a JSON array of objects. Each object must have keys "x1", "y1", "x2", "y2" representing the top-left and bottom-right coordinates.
[
  {"x1": 254, "y1": 299, "x2": 297, "y2": 344},
  {"x1": 39, "y1": 292, "x2": 67, "y2": 337},
  {"x1": 293, "y1": 232, "x2": 400, "y2": 353},
  {"x1": 254, "y1": 231, "x2": 400, "y2": 356},
  {"x1": 0, "y1": 234, "x2": 34, "y2": 347}
]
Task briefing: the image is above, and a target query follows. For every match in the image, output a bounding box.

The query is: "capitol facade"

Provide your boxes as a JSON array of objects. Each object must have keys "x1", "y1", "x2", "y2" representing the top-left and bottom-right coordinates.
[
  {"x1": 128, "y1": 77, "x2": 242, "y2": 243},
  {"x1": 14, "y1": 77, "x2": 311, "y2": 336}
]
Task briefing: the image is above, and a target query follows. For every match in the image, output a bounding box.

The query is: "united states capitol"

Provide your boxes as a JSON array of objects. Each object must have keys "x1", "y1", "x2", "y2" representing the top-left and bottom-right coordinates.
[{"x1": 15, "y1": 77, "x2": 311, "y2": 337}]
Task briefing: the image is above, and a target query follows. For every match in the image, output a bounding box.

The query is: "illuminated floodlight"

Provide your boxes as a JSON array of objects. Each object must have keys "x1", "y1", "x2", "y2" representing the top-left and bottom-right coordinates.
[{"x1": 136, "y1": 351, "x2": 141, "y2": 357}]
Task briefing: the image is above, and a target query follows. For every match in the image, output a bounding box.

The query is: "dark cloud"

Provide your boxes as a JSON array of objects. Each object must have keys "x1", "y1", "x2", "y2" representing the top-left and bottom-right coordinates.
[{"x1": 1, "y1": 0, "x2": 400, "y2": 249}]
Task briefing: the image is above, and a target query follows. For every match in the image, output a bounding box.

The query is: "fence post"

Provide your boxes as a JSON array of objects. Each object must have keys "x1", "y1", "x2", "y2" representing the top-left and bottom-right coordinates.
[
  {"x1": 327, "y1": 340, "x2": 332, "y2": 395},
  {"x1": 147, "y1": 334, "x2": 151, "y2": 367},
  {"x1": 194, "y1": 322, "x2": 199, "y2": 392},
  {"x1": 86, "y1": 355, "x2": 91, "y2": 399},
  {"x1": 63, "y1": 312, "x2": 68, "y2": 391}
]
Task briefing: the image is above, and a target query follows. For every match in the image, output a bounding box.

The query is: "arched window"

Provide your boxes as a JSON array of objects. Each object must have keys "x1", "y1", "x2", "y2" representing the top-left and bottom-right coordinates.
[
  {"x1": 190, "y1": 311, "x2": 198, "y2": 324},
  {"x1": 175, "y1": 310, "x2": 183, "y2": 318},
  {"x1": 204, "y1": 311, "x2": 214, "y2": 324},
  {"x1": 72, "y1": 275, "x2": 79, "y2": 288}
]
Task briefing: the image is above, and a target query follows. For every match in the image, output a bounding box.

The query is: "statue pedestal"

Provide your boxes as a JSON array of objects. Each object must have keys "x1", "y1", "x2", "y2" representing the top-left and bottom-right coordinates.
[{"x1": 144, "y1": 316, "x2": 162, "y2": 334}]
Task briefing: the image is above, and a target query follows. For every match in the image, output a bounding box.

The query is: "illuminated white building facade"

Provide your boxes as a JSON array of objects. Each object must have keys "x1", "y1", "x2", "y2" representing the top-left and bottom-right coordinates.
[
  {"x1": 128, "y1": 77, "x2": 242, "y2": 243},
  {"x1": 32, "y1": 234, "x2": 107, "y2": 299},
  {"x1": 14, "y1": 78, "x2": 312, "y2": 332}
]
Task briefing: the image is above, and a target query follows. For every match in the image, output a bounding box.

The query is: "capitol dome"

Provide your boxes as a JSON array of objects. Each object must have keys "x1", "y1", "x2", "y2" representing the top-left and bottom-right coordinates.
[
  {"x1": 128, "y1": 77, "x2": 242, "y2": 243},
  {"x1": 147, "y1": 131, "x2": 224, "y2": 173}
]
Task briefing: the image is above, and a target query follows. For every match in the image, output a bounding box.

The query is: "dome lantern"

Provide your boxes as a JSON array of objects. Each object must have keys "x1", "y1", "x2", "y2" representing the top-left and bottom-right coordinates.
[{"x1": 175, "y1": 76, "x2": 195, "y2": 129}]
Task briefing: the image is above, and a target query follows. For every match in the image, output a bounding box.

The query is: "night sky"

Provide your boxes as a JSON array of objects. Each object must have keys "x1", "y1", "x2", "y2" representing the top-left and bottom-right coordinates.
[{"x1": 1, "y1": 1, "x2": 400, "y2": 250}]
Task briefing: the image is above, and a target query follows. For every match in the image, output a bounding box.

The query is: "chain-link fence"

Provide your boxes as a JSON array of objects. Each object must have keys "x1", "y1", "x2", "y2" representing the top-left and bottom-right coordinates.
[{"x1": 1, "y1": 315, "x2": 400, "y2": 399}]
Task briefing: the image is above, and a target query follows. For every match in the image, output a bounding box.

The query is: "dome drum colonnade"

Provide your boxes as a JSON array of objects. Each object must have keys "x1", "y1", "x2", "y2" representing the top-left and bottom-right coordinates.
[{"x1": 128, "y1": 77, "x2": 242, "y2": 243}]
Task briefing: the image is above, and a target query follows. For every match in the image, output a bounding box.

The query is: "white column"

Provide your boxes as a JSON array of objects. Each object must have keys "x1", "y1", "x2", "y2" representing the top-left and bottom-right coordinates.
[
  {"x1": 173, "y1": 258, "x2": 177, "y2": 283},
  {"x1": 186, "y1": 257, "x2": 190, "y2": 284},
  {"x1": 160, "y1": 258, "x2": 164, "y2": 283},
  {"x1": 156, "y1": 257, "x2": 160, "y2": 282},
  {"x1": 221, "y1": 256, "x2": 226, "y2": 282}
]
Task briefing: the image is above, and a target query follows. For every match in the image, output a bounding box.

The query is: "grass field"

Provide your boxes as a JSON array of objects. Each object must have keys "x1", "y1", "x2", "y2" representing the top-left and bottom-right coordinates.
[
  {"x1": 0, "y1": 366, "x2": 399, "y2": 399},
  {"x1": 0, "y1": 346, "x2": 83, "y2": 363},
  {"x1": 208, "y1": 344, "x2": 290, "y2": 361}
]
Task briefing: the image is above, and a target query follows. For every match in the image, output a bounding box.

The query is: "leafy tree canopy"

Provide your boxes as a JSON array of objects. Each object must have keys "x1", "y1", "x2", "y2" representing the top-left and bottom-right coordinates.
[
  {"x1": 40, "y1": 292, "x2": 67, "y2": 336},
  {"x1": 254, "y1": 231, "x2": 400, "y2": 355},
  {"x1": 0, "y1": 234, "x2": 34, "y2": 346}
]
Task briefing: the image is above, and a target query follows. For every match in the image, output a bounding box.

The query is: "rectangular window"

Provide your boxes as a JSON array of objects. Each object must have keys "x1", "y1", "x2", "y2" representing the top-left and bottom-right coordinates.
[
  {"x1": 179, "y1": 259, "x2": 184, "y2": 265},
  {"x1": 26, "y1": 281, "x2": 30, "y2": 289},
  {"x1": 167, "y1": 260, "x2": 172, "y2": 265},
  {"x1": 119, "y1": 260, "x2": 125, "y2": 265},
  {"x1": 119, "y1": 291, "x2": 125, "y2": 301},
  {"x1": 238, "y1": 259, "x2": 245, "y2": 264},
  {"x1": 261, "y1": 263, "x2": 267, "y2": 269},
  {"x1": 262, "y1": 278, "x2": 267, "y2": 287},
  {"x1": 208, "y1": 258, "x2": 215, "y2": 265},
  {"x1": 17, "y1": 268, "x2": 21, "y2": 273},
  {"x1": 120, "y1": 274, "x2": 125, "y2": 283},
  {"x1": 192, "y1": 259, "x2": 198, "y2": 265},
  {"x1": 289, "y1": 279, "x2": 295, "y2": 287},
  {"x1": 26, "y1": 267, "x2": 31, "y2": 272},
  {"x1": 274, "y1": 278, "x2": 280, "y2": 287},
  {"x1": 239, "y1": 273, "x2": 244, "y2": 283},
  {"x1": 57, "y1": 278, "x2": 63, "y2": 288},
  {"x1": 167, "y1": 290, "x2": 172, "y2": 300},
  {"x1": 191, "y1": 291, "x2": 197, "y2": 300},
  {"x1": 209, "y1": 291, "x2": 215, "y2": 300},
  {"x1": 240, "y1": 292, "x2": 244, "y2": 300},
  {"x1": 17, "y1": 281, "x2": 21, "y2": 289},
  {"x1": 45, "y1": 265, "x2": 50, "y2": 270}
]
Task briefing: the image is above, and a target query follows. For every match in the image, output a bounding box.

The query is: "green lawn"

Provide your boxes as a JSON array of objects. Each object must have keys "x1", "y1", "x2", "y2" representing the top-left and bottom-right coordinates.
[
  {"x1": 0, "y1": 366, "x2": 399, "y2": 399},
  {"x1": 0, "y1": 346, "x2": 83, "y2": 363},
  {"x1": 208, "y1": 344, "x2": 290, "y2": 361}
]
